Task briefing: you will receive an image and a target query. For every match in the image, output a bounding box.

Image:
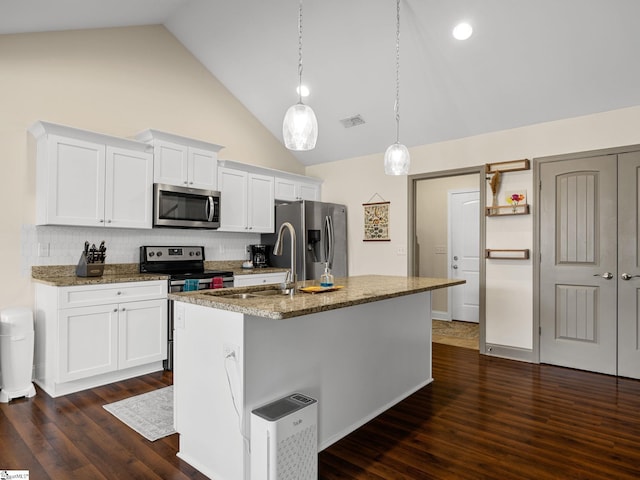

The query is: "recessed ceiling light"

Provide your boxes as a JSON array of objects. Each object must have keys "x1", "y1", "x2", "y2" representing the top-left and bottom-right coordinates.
[
  {"x1": 297, "y1": 85, "x2": 310, "y2": 97},
  {"x1": 453, "y1": 22, "x2": 473, "y2": 40}
]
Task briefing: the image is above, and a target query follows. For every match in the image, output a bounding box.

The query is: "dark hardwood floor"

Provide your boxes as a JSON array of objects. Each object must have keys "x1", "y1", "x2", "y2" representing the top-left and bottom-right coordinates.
[{"x1": 2, "y1": 343, "x2": 640, "y2": 479}]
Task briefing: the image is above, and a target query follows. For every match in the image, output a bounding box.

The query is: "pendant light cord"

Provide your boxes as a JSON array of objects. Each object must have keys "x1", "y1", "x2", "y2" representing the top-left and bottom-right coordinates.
[
  {"x1": 297, "y1": 0, "x2": 304, "y2": 103},
  {"x1": 394, "y1": 0, "x2": 401, "y2": 144}
]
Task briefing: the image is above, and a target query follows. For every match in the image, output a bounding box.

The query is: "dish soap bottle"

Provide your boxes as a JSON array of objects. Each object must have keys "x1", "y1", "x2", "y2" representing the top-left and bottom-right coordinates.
[{"x1": 320, "y1": 262, "x2": 334, "y2": 287}]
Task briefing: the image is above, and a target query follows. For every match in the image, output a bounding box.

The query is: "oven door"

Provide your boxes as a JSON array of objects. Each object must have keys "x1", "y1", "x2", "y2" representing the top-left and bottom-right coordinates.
[{"x1": 154, "y1": 183, "x2": 220, "y2": 229}]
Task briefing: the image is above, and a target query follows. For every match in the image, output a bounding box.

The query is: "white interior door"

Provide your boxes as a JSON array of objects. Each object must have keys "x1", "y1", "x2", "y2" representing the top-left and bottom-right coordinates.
[{"x1": 449, "y1": 190, "x2": 480, "y2": 323}]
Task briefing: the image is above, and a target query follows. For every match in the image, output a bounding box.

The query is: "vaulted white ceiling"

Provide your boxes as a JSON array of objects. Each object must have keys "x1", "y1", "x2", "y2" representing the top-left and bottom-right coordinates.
[{"x1": 3, "y1": 0, "x2": 640, "y2": 166}]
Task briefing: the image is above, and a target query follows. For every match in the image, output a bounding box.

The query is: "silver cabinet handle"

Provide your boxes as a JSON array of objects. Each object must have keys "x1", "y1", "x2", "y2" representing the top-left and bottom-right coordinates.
[
  {"x1": 621, "y1": 273, "x2": 640, "y2": 280},
  {"x1": 594, "y1": 272, "x2": 614, "y2": 279},
  {"x1": 452, "y1": 265, "x2": 458, "y2": 269}
]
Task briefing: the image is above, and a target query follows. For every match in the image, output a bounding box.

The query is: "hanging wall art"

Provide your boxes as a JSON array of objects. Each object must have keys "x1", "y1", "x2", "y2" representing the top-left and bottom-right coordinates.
[{"x1": 363, "y1": 194, "x2": 390, "y2": 242}]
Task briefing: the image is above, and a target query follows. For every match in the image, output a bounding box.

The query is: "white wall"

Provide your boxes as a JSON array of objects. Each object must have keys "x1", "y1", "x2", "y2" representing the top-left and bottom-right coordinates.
[
  {"x1": 309, "y1": 105, "x2": 640, "y2": 351},
  {"x1": 0, "y1": 26, "x2": 302, "y2": 311}
]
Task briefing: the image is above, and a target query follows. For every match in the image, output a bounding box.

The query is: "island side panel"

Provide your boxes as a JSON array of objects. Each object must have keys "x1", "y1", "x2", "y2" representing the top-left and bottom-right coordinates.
[
  {"x1": 243, "y1": 291, "x2": 432, "y2": 451},
  {"x1": 174, "y1": 302, "x2": 247, "y2": 480}
]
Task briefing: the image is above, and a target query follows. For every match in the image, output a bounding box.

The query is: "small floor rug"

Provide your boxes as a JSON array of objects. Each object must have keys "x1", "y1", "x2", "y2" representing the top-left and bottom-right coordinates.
[
  {"x1": 103, "y1": 386, "x2": 175, "y2": 441},
  {"x1": 433, "y1": 320, "x2": 479, "y2": 350}
]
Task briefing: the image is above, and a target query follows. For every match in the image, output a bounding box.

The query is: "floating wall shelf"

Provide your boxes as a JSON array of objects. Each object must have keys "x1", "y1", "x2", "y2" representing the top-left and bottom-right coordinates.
[
  {"x1": 486, "y1": 204, "x2": 530, "y2": 216},
  {"x1": 485, "y1": 159, "x2": 530, "y2": 174},
  {"x1": 485, "y1": 249, "x2": 530, "y2": 260}
]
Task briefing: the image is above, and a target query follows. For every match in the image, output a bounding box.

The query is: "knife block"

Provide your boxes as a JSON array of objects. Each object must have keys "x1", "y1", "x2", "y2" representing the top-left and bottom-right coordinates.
[{"x1": 75, "y1": 253, "x2": 105, "y2": 277}]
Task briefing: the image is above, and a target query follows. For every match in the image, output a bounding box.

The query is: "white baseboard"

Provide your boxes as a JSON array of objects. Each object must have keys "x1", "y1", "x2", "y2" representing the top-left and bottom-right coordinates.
[{"x1": 432, "y1": 310, "x2": 450, "y2": 321}]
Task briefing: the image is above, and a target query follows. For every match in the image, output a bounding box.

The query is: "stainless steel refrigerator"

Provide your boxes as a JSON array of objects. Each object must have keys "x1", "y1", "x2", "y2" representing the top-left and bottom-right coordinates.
[{"x1": 262, "y1": 201, "x2": 348, "y2": 281}]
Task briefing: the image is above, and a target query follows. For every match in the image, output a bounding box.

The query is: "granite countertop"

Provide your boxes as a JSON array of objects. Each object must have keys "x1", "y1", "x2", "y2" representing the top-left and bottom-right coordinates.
[
  {"x1": 169, "y1": 275, "x2": 465, "y2": 320},
  {"x1": 31, "y1": 262, "x2": 288, "y2": 287},
  {"x1": 31, "y1": 264, "x2": 169, "y2": 286}
]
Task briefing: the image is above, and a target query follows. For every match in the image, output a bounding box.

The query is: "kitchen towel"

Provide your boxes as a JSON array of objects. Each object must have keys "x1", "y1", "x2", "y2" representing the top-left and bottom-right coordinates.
[{"x1": 183, "y1": 279, "x2": 200, "y2": 291}]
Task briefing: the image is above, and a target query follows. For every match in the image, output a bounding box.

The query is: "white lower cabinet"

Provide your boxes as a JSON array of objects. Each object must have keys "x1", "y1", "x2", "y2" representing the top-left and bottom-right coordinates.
[
  {"x1": 234, "y1": 272, "x2": 288, "y2": 287},
  {"x1": 58, "y1": 303, "x2": 118, "y2": 383},
  {"x1": 35, "y1": 280, "x2": 167, "y2": 397}
]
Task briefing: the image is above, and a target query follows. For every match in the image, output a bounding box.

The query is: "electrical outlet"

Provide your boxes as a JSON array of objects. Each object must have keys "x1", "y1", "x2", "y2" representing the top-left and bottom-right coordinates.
[
  {"x1": 223, "y1": 343, "x2": 239, "y2": 361},
  {"x1": 396, "y1": 246, "x2": 407, "y2": 256},
  {"x1": 38, "y1": 242, "x2": 50, "y2": 257},
  {"x1": 246, "y1": 245, "x2": 251, "y2": 254}
]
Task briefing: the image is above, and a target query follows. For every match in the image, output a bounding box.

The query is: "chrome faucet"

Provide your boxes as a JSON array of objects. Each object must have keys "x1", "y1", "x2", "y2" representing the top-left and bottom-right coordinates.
[{"x1": 273, "y1": 222, "x2": 297, "y2": 291}]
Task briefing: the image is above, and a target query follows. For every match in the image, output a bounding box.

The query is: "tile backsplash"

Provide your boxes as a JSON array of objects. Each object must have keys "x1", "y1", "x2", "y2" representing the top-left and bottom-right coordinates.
[{"x1": 21, "y1": 224, "x2": 260, "y2": 276}]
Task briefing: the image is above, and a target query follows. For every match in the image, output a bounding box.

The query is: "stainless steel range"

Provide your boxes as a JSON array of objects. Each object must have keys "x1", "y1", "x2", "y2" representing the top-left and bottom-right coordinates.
[{"x1": 140, "y1": 245, "x2": 234, "y2": 370}]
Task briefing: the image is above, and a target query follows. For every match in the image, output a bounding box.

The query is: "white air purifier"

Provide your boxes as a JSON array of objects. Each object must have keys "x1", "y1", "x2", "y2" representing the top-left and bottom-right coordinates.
[
  {"x1": 0, "y1": 308, "x2": 36, "y2": 403},
  {"x1": 250, "y1": 393, "x2": 317, "y2": 480}
]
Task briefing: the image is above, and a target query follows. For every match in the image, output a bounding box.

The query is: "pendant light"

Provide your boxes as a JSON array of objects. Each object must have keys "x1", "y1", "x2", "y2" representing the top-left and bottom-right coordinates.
[
  {"x1": 283, "y1": 0, "x2": 318, "y2": 151},
  {"x1": 384, "y1": 0, "x2": 410, "y2": 175}
]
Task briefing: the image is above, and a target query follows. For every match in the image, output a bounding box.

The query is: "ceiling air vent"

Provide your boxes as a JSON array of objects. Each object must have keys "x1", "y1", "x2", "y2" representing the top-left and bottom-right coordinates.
[{"x1": 340, "y1": 114, "x2": 366, "y2": 128}]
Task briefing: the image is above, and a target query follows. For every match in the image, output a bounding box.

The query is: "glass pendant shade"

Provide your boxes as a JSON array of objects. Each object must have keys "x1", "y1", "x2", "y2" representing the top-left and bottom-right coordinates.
[
  {"x1": 384, "y1": 142, "x2": 410, "y2": 175},
  {"x1": 283, "y1": 102, "x2": 318, "y2": 151},
  {"x1": 385, "y1": 0, "x2": 410, "y2": 175}
]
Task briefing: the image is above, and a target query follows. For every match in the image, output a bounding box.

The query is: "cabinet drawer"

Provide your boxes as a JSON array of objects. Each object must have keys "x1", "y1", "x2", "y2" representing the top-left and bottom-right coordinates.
[
  {"x1": 234, "y1": 272, "x2": 287, "y2": 287},
  {"x1": 58, "y1": 281, "x2": 167, "y2": 308}
]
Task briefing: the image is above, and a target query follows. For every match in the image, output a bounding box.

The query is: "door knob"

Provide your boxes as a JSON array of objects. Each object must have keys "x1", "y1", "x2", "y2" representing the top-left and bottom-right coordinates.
[
  {"x1": 593, "y1": 272, "x2": 614, "y2": 279},
  {"x1": 621, "y1": 273, "x2": 640, "y2": 280}
]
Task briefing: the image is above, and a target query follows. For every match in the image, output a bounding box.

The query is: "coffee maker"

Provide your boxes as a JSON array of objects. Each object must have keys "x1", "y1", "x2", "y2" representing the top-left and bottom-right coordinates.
[{"x1": 249, "y1": 244, "x2": 269, "y2": 268}]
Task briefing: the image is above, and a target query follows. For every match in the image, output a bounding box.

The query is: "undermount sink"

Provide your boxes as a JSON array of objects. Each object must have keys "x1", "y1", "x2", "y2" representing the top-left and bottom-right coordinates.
[
  {"x1": 250, "y1": 288, "x2": 294, "y2": 296},
  {"x1": 203, "y1": 288, "x2": 294, "y2": 299},
  {"x1": 226, "y1": 293, "x2": 259, "y2": 299}
]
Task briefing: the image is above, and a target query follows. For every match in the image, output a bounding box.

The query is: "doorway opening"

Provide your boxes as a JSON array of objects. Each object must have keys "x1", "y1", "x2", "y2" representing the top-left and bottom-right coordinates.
[{"x1": 408, "y1": 166, "x2": 486, "y2": 353}]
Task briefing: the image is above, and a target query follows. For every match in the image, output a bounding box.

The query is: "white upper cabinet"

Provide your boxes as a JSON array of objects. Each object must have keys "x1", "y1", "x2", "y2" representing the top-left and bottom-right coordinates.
[
  {"x1": 30, "y1": 121, "x2": 153, "y2": 229},
  {"x1": 105, "y1": 146, "x2": 154, "y2": 228},
  {"x1": 217, "y1": 166, "x2": 274, "y2": 233},
  {"x1": 274, "y1": 176, "x2": 321, "y2": 201},
  {"x1": 248, "y1": 173, "x2": 275, "y2": 232},
  {"x1": 136, "y1": 129, "x2": 223, "y2": 190}
]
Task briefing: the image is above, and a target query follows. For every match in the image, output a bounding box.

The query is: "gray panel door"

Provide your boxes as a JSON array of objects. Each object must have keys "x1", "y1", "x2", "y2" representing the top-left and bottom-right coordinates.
[
  {"x1": 618, "y1": 151, "x2": 640, "y2": 379},
  {"x1": 540, "y1": 155, "x2": 618, "y2": 375}
]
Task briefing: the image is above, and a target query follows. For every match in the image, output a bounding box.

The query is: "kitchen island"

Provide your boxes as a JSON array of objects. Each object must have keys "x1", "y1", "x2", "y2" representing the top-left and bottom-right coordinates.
[{"x1": 170, "y1": 275, "x2": 463, "y2": 480}]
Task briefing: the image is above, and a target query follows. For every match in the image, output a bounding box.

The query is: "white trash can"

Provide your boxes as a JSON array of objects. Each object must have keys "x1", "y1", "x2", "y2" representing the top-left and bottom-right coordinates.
[{"x1": 0, "y1": 307, "x2": 37, "y2": 403}]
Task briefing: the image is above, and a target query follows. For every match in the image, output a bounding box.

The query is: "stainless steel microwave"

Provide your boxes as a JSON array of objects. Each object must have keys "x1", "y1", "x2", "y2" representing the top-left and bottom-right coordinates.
[{"x1": 153, "y1": 183, "x2": 220, "y2": 229}]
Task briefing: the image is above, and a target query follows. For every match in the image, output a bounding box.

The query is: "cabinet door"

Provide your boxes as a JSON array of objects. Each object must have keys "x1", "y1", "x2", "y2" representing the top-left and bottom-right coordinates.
[
  {"x1": 248, "y1": 173, "x2": 275, "y2": 233},
  {"x1": 105, "y1": 146, "x2": 153, "y2": 228},
  {"x1": 118, "y1": 299, "x2": 167, "y2": 369},
  {"x1": 274, "y1": 177, "x2": 298, "y2": 201},
  {"x1": 298, "y1": 182, "x2": 320, "y2": 201},
  {"x1": 218, "y1": 167, "x2": 248, "y2": 231},
  {"x1": 58, "y1": 304, "x2": 118, "y2": 382},
  {"x1": 274, "y1": 177, "x2": 320, "y2": 201},
  {"x1": 45, "y1": 135, "x2": 105, "y2": 226},
  {"x1": 188, "y1": 147, "x2": 218, "y2": 190},
  {"x1": 153, "y1": 139, "x2": 189, "y2": 186}
]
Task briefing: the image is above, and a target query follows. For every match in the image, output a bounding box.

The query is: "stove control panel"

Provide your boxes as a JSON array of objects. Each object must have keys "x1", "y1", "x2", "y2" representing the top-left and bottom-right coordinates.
[{"x1": 141, "y1": 246, "x2": 204, "y2": 263}]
